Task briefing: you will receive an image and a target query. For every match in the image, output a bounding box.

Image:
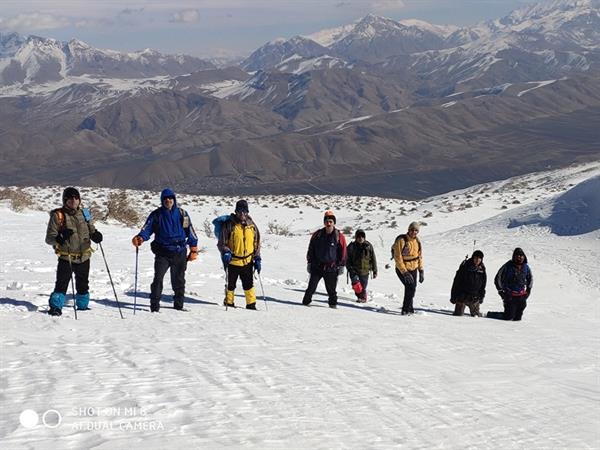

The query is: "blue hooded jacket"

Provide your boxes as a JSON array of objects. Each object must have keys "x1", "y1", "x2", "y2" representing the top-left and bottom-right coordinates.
[{"x1": 138, "y1": 188, "x2": 198, "y2": 253}]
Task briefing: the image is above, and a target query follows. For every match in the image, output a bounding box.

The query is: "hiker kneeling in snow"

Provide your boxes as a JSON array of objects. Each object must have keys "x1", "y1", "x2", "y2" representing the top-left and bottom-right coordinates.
[
  {"x1": 450, "y1": 250, "x2": 486, "y2": 317},
  {"x1": 346, "y1": 229, "x2": 377, "y2": 303},
  {"x1": 132, "y1": 188, "x2": 198, "y2": 312},
  {"x1": 218, "y1": 199, "x2": 261, "y2": 310},
  {"x1": 495, "y1": 247, "x2": 533, "y2": 321},
  {"x1": 45, "y1": 187, "x2": 103, "y2": 316}
]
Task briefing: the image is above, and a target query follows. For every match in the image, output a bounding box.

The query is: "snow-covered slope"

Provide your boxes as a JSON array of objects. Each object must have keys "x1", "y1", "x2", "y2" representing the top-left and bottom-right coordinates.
[{"x1": 1, "y1": 163, "x2": 599, "y2": 448}]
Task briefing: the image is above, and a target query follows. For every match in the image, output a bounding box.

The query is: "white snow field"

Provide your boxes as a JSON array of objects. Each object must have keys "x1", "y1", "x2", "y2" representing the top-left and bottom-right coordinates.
[{"x1": 1, "y1": 163, "x2": 599, "y2": 450}]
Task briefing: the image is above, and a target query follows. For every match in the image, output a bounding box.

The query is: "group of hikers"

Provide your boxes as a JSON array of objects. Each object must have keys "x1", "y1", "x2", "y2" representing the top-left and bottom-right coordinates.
[{"x1": 45, "y1": 187, "x2": 534, "y2": 321}]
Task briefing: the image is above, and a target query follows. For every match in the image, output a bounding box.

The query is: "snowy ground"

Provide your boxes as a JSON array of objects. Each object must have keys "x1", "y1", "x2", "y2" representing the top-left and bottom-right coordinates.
[{"x1": 1, "y1": 163, "x2": 599, "y2": 449}]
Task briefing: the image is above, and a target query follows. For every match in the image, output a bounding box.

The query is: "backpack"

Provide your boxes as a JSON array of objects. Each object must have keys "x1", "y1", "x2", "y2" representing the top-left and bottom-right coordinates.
[
  {"x1": 150, "y1": 207, "x2": 190, "y2": 234},
  {"x1": 212, "y1": 215, "x2": 232, "y2": 240},
  {"x1": 314, "y1": 228, "x2": 340, "y2": 243},
  {"x1": 51, "y1": 207, "x2": 92, "y2": 231},
  {"x1": 390, "y1": 234, "x2": 421, "y2": 260}
]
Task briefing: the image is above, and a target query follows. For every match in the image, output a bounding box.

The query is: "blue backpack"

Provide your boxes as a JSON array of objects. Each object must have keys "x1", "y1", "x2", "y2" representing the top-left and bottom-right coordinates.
[{"x1": 212, "y1": 215, "x2": 231, "y2": 241}]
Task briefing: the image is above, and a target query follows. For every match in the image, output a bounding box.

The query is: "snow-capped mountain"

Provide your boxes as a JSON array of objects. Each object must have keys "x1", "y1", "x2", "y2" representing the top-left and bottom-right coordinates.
[
  {"x1": 241, "y1": 35, "x2": 329, "y2": 72},
  {"x1": 328, "y1": 14, "x2": 450, "y2": 62},
  {"x1": 0, "y1": 32, "x2": 215, "y2": 87}
]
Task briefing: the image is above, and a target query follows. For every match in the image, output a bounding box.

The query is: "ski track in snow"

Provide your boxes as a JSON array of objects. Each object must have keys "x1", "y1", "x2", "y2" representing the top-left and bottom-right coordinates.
[{"x1": 1, "y1": 163, "x2": 599, "y2": 449}]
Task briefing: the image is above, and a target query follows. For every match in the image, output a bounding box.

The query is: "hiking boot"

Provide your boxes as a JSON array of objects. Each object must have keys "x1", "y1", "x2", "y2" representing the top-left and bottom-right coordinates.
[
  {"x1": 150, "y1": 301, "x2": 160, "y2": 313},
  {"x1": 223, "y1": 299, "x2": 235, "y2": 308},
  {"x1": 329, "y1": 304, "x2": 337, "y2": 309},
  {"x1": 173, "y1": 299, "x2": 184, "y2": 310},
  {"x1": 48, "y1": 307, "x2": 62, "y2": 316},
  {"x1": 302, "y1": 299, "x2": 312, "y2": 306},
  {"x1": 246, "y1": 303, "x2": 257, "y2": 310}
]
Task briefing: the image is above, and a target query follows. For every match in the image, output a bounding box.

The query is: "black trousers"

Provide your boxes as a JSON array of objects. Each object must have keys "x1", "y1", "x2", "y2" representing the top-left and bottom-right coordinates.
[
  {"x1": 504, "y1": 295, "x2": 527, "y2": 321},
  {"x1": 303, "y1": 271, "x2": 338, "y2": 306},
  {"x1": 54, "y1": 258, "x2": 90, "y2": 295},
  {"x1": 150, "y1": 251, "x2": 187, "y2": 305},
  {"x1": 396, "y1": 268, "x2": 418, "y2": 313},
  {"x1": 227, "y1": 263, "x2": 254, "y2": 291}
]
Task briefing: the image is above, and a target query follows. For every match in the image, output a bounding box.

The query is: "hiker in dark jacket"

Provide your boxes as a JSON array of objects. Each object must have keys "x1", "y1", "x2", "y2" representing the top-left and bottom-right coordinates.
[
  {"x1": 45, "y1": 187, "x2": 103, "y2": 316},
  {"x1": 132, "y1": 188, "x2": 198, "y2": 312},
  {"x1": 303, "y1": 210, "x2": 347, "y2": 309},
  {"x1": 217, "y1": 199, "x2": 261, "y2": 310},
  {"x1": 450, "y1": 250, "x2": 486, "y2": 317},
  {"x1": 346, "y1": 229, "x2": 377, "y2": 303},
  {"x1": 495, "y1": 247, "x2": 533, "y2": 321}
]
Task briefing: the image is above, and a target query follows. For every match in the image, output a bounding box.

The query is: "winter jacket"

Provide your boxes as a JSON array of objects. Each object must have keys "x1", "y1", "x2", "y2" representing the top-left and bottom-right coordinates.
[
  {"x1": 138, "y1": 188, "x2": 198, "y2": 254},
  {"x1": 495, "y1": 250, "x2": 533, "y2": 297},
  {"x1": 393, "y1": 235, "x2": 423, "y2": 273},
  {"x1": 307, "y1": 228, "x2": 347, "y2": 273},
  {"x1": 346, "y1": 241, "x2": 377, "y2": 277},
  {"x1": 45, "y1": 205, "x2": 97, "y2": 263},
  {"x1": 450, "y1": 258, "x2": 487, "y2": 303},
  {"x1": 217, "y1": 213, "x2": 261, "y2": 267}
]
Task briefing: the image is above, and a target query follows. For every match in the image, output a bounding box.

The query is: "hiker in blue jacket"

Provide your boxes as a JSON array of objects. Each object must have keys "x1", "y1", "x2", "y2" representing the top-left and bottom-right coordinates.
[
  {"x1": 495, "y1": 247, "x2": 533, "y2": 321},
  {"x1": 132, "y1": 188, "x2": 198, "y2": 312}
]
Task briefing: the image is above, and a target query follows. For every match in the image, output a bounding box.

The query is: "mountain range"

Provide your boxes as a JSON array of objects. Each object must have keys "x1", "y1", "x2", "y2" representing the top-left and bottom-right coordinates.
[{"x1": 0, "y1": 0, "x2": 599, "y2": 197}]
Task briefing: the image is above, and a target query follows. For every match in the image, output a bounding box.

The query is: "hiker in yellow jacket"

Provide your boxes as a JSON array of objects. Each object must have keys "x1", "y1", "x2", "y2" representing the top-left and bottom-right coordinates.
[
  {"x1": 217, "y1": 200, "x2": 261, "y2": 309},
  {"x1": 393, "y1": 221, "x2": 424, "y2": 315}
]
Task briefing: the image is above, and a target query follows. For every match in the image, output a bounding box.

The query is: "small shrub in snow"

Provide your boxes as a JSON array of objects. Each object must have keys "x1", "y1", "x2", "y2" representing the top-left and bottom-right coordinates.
[{"x1": 0, "y1": 188, "x2": 33, "y2": 212}]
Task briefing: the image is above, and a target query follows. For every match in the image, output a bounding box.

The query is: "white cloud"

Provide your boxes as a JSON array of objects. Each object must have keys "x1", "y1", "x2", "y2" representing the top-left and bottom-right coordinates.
[
  {"x1": 169, "y1": 9, "x2": 201, "y2": 24},
  {"x1": 0, "y1": 12, "x2": 70, "y2": 31},
  {"x1": 370, "y1": 0, "x2": 406, "y2": 11}
]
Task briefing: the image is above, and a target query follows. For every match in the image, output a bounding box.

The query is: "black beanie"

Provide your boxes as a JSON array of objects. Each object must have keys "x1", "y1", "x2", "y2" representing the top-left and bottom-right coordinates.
[
  {"x1": 472, "y1": 250, "x2": 484, "y2": 259},
  {"x1": 235, "y1": 199, "x2": 249, "y2": 213},
  {"x1": 62, "y1": 187, "x2": 80, "y2": 204},
  {"x1": 355, "y1": 229, "x2": 366, "y2": 239}
]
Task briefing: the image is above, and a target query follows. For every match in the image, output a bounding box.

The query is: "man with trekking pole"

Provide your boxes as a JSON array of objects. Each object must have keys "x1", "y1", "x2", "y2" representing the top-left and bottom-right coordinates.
[
  {"x1": 45, "y1": 187, "x2": 103, "y2": 317},
  {"x1": 131, "y1": 188, "x2": 198, "y2": 313}
]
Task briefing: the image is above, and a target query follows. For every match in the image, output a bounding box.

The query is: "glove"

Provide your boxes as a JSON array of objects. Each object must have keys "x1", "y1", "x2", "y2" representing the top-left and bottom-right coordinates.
[
  {"x1": 306, "y1": 262, "x2": 311, "y2": 274},
  {"x1": 337, "y1": 266, "x2": 344, "y2": 276},
  {"x1": 90, "y1": 230, "x2": 103, "y2": 243},
  {"x1": 497, "y1": 289, "x2": 506, "y2": 298},
  {"x1": 132, "y1": 236, "x2": 144, "y2": 247},
  {"x1": 403, "y1": 272, "x2": 415, "y2": 286},
  {"x1": 56, "y1": 229, "x2": 74, "y2": 245},
  {"x1": 479, "y1": 297, "x2": 484, "y2": 304},
  {"x1": 222, "y1": 251, "x2": 232, "y2": 266},
  {"x1": 373, "y1": 272, "x2": 378, "y2": 279},
  {"x1": 187, "y1": 246, "x2": 198, "y2": 262},
  {"x1": 254, "y1": 256, "x2": 262, "y2": 273},
  {"x1": 418, "y1": 270, "x2": 424, "y2": 284}
]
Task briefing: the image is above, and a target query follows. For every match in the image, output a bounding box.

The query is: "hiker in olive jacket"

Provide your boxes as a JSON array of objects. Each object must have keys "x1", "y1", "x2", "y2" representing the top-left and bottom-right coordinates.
[
  {"x1": 393, "y1": 221, "x2": 424, "y2": 315},
  {"x1": 450, "y1": 250, "x2": 486, "y2": 317},
  {"x1": 346, "y1": 229, "x2": 377, "y2": 303},
  {"x1": 45, "y1": 187, "x2": 103, "y2": 316}
]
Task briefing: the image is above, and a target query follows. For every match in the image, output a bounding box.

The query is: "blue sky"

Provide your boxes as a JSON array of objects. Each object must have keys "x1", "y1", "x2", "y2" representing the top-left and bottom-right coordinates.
[{"x1": 0, "y1": 0, "x2": 541, "y2": 58}]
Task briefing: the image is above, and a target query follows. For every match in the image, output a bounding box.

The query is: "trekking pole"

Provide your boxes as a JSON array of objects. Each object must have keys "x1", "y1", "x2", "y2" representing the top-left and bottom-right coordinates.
[
  {"x1": 99, "y1": 243, "x2": 124, "y2": 319},
  {"x1": 133, "y1": 246, "x2": 139, "y2": 315},
  {"x1": 257, "y1": 272, "x2": 268, "y2": 311},
  {"x1": 224, "y1": 266, "x2": 229, "y2": 311},
  {"x1": 66, "y1": 244, "x2": 78, "y2": 320}
]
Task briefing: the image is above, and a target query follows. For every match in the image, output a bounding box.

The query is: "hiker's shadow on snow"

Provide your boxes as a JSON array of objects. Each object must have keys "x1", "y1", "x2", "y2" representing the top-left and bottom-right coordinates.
[
  {"x1": 284, "y1": 288, "x2": 403, "y2": 314},
  {"x1": 0, "y1": 297, "x2": 38, "y2": 311},
  {"x1": 93, "y1": 292, "x2": 218, "y2": 311},
  {"x1": 414, "y1": 307, "x2": 454, "y2": 316},
  {"x1": 123, "y1": 291, "x2": 218, "y2": 306}
]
